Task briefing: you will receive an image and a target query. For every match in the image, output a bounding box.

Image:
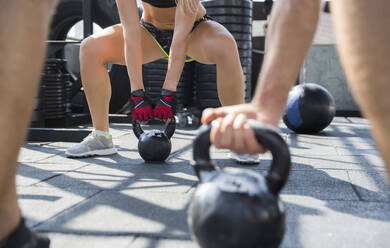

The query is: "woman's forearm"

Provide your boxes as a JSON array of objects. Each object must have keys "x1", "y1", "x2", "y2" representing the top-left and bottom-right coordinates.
[
  {"x1": 162, "y1": 37, "x2": 188, "y2": 91},
  {"x1": 124, "y1": 30, "x2": 144, "y2": 91},
  {"x1": 116, "y1": 0, "x2": 144, "y2": 92}
]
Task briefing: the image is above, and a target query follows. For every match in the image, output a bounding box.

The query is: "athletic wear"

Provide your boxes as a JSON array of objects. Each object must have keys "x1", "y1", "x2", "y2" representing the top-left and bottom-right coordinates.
[
  {"x1": 154, "y1": 89, "x2": 176, "y2": 119},
  {"x1": 230, "y1": 152, "x2": 260, "y2": 165},
  {"x1": 142, "y1": 0, "x2": 176, "y2": 8},
  {"x1": 140, "y1": 15, "x2": 213, "y2": 61},
  {"x1": 1, "y1": 218, "x2": 50, "y2": 248},
  {"x1": 66, "y1": 131, "x2": 117, "y2": 158},
  {"x1": 130, "y1": 89, "x2": 154, "y2": 121}
]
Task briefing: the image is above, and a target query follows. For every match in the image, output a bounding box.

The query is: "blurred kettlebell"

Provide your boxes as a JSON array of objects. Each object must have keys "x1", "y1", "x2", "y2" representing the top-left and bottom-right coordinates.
[
  {"x1": 188, "y1": 120, "x2": 291, "y2": 248},
  {"x1": 132, "y1": 118, "x2": 176, "y2": 162}
]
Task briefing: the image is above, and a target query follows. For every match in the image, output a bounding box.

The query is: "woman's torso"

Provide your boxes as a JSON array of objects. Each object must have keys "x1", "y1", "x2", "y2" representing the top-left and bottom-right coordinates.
[{"x1": 141, "y1": 1, "x2": 206, "y2": 30}]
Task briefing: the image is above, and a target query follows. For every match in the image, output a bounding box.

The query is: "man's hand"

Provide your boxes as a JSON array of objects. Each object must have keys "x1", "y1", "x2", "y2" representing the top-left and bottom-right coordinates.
[{"x1": 202, "y1": 103, "x2": 280, "y2": 155}]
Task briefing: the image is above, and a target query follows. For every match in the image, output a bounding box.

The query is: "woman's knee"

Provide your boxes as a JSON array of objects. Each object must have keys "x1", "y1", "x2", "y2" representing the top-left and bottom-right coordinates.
[
  {"x1": 80, "y1": 37, "x2": 104, "y2": 64},
  {"x1": 210, "y1": 33, "x2": 238, "y2": 62}
]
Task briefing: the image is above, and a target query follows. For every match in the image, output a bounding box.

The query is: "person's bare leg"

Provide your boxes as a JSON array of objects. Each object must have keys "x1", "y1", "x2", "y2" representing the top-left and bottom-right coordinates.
[
  {"x1": 187, "y1": 21, "x2": 245, "y2": 106},
  {"x1": 0, "y1": 0, "x2": 57, "y2": 241},
  {"x1": 79, "y1": 24, "x2": 165, "y2": 132},
  {"x1": 332, "y1": 0, "x2": 390, "y2": 180}
]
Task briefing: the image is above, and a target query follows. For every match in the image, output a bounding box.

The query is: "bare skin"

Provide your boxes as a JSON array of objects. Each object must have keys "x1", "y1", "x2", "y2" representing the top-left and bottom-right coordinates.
[
  {"x1": 331, "y1": 0, "x2": 390, "y2": 180},
  {"x1": 80, "y1": 0, "x2": 244, "y2": 132},
  {"x1": 0, "y1": 0, "x2": 58, "y2": 242},
  {"x1": 203, "y1": 0, "x2": 390, "y2": 182},
  {"x1": 202, "y1": 0, "x2": 320, "y2": 154}
]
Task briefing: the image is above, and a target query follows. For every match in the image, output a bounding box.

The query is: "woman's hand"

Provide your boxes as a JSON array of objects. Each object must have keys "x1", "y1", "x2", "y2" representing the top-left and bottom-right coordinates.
[
  {"x1": 202, "y1": 103, "x2": 281, "y2": 155},
  {"x1": 154, "y1": 89, "x2": 176, "y2": 120}
]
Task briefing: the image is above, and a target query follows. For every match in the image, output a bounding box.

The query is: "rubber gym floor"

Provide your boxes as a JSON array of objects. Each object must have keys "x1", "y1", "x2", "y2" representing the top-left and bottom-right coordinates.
[{"x1": 19, "y1": 117, "x2": 390, "y2": 248}]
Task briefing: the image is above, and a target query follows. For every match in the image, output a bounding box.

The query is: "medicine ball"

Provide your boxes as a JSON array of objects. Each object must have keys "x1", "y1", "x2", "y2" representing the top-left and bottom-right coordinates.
[{"x1": 283, "y1": 83, "x2": 336, "y2": 134}]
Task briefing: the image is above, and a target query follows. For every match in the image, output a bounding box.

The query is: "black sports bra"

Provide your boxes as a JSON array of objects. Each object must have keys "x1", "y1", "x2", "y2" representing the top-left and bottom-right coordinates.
[{"x1": 142, "y1": 0, "x2": 177, "y2": 8}]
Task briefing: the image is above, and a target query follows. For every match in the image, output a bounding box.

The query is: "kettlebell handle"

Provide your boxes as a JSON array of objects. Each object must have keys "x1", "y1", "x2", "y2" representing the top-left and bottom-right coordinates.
[
  {"x1": 192, "y1": 120, "x2": 291, "y2": 196},
  {"x1": 132, "y1": 118, "x2": 176, "y2": 139}
]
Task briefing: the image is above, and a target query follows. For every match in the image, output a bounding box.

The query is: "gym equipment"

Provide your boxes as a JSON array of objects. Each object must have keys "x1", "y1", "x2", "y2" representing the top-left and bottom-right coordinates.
[
  {"x1": 188, "y1": 120, "x2": 291, "y2": 248},
  {"x1": 283, "y1": 83, "x2": 336, "y2": 134},
  {"x1": 39, "y1": 58, "x2": 72, "y2": 121},
  {"x1": 201, "y1": 0, "x2": 252, "y2": 8},
  {"x1": 143, "y1": 59, "x2": 195, "y2": 110},
  {"x1": 132, "y1": 118, "x2": 176, "y2": 162},
  {"x1": 195, "y1": 0, "x2": 253, "y2": 110}
]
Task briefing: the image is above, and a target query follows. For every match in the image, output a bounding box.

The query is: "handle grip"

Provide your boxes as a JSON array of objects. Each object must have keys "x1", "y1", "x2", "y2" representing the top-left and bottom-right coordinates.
[
  {"x1": 192, "y1": 120, "x2": 291, "y2": 196},
  {"x1": 132, "y1": 118, "x2": 176, "y2": 139}
]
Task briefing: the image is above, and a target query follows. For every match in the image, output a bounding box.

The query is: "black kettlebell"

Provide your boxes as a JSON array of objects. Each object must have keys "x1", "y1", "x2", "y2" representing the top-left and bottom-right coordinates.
[
  {"x1": 132, "y1": 118, "x2": 176, "y2": 162},
  {"x1": 188, "y1": 120, "x2": 291, "y2": 248}
]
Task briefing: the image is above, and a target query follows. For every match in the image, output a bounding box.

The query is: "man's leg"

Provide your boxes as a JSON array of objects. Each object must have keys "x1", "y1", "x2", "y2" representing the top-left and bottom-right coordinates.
[
  {"x1": 0, "y1": 0, "x2": 57, "y2": 242},
  {"x1": 331, "y1": 0, "x2": 390, "y2": 180}
]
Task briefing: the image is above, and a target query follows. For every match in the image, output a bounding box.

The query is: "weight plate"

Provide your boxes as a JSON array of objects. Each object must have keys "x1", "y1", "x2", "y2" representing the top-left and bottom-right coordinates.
[
  {"x1": 196, "y1": 91, "x2": 219, "y2": 99},
  {"x1": 231, "y1": 32, "x2": 252, "y2": 41},
  {"x1": 44, "y1": 93, "x2": 66, "y2": 98},
  {"x1": 239, "y1": 50, "x2": 252, "y2": 58},
  {"x1": 240, "y1": 57, "x2": 252, "y2": 64},
  {"x1": 197, "y1": 74, "x2": 217, "y2": 82},
  {"x1": 222, "y1": 23, "x2": 251, "y2": 33},
  {"x1": 195, "y1": 99, "x2": 221, "y2": 108},
  {"x1": 211, "y1": 16, "x2": 251, "y2": 24},
  {"x1": 202, "y1": 0, "x2": 252, "y2": 8},
  {"x1": 206, "y1": 7, "x2": 252, "y2": 17},
  {"x1": 195, "y1": 82, "x2": 218, "y2": 89},
  {"x1": 144, "y1": 75, "x2": 166, "y2": 81},
  {"x1": 236, "y1": 41, "x2": 252, "y2": 50}
]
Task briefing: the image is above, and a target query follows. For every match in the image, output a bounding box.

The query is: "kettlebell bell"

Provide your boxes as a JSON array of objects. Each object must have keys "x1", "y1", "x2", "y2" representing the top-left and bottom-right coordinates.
[
  {"x1": 188, "y1": 120, "x2": 291, "y2": 248},
  {"x1": 132, "y1": 118, "x2": 176, "y2": 162}
]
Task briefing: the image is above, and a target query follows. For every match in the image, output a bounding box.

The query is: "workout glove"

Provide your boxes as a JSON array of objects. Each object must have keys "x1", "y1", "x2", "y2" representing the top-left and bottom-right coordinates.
[
  {"x1": 130, "y1": 89, "x2": 153, "y2": 121},
  {"x1": 154, "y1": 89, "x2": 176, "y2": 120}
]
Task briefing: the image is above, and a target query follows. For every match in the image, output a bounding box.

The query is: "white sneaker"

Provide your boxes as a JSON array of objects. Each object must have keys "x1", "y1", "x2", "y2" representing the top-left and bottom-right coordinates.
[
  {"x1": 230, "y1": 152, "x2": 260, "y2": 165},
  {"x1": 66, "y1": 131, "x2": 117, "y2": 158}
]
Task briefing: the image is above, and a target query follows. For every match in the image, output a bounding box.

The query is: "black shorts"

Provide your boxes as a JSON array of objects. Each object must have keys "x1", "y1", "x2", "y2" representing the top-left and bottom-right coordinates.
[{"x1": 140, "y1": 15, "x2": 213, "y2": 62}]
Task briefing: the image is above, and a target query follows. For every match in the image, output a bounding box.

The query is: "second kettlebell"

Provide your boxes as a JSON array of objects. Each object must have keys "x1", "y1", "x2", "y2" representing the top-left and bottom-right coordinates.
[{"x1": 188, "y1": 120, "x2": 291, "y2": 248}]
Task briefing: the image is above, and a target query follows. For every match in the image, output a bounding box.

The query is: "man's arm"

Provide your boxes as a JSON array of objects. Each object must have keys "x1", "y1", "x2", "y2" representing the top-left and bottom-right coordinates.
[
  {"x1": 162, "y1": 0, "x2": 199, "y2": 91},
  {"x1": 116, "y1": 0, "x2": 144, "y2": 91},
  {"x1": 202, "y1": 0, "x2": 321, "y2": 154}
]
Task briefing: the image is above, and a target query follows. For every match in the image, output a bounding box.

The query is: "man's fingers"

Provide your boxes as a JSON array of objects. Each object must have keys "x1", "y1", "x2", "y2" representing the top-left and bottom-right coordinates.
[
  {"x1": 232, "y1": 114, "x2": 248, "y2": 154},
  {"x1": 201, "y1": 108, "x2": 227, "y2": 124},
  {"x1": 243, "y1": 124, "x2": 266, "y2": 154},
  {"x1": 218, "y1": 114, "x2": 236, "y2": 148},
  {"x1": 210, "y1": 118, "x2": 224, "y2": 149}
]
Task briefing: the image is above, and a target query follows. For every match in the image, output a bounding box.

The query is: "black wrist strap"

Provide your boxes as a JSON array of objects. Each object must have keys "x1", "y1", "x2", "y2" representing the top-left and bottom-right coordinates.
[
  {"x1": 161, "y1": 89, "x2": 174, "y2": 96},
  {"x1": 131, "y1": 89, "x2": 145, "y2": 97}
]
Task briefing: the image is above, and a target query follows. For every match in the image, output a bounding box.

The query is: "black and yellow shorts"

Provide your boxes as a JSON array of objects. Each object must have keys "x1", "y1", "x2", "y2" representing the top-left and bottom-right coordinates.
[{"x1": 140, "y1": 15, "x2": 213, "y2": 62}]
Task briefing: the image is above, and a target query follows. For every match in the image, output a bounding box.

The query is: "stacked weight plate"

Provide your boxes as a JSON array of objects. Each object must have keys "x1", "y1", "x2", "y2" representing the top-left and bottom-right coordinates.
[
  {"x1": 142, "y1": 59, "x2": 195, "y2": 110},
  {"x1": 195, "y1": 0, "x2": 253, "y2": 109},
  {"x1": 40, "y1": 59, "x2": 72, "y2": 121},
  {"x1": 31, "y1": 82, "x2": 46, "y2": 127}
]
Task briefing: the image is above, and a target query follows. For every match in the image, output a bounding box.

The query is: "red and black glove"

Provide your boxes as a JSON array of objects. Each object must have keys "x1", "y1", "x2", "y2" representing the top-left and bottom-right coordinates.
[
  {"x1": 130, "y1": 89, "x2": 153, "y2": 121},
  {"x1": 154, "y1": 89, "x2": 176, "y2": 120}
]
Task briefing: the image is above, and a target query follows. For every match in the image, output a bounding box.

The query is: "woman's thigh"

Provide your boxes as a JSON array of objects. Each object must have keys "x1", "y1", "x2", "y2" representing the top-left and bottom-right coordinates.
[
  {"x1": 187, "y1": 20, "x2": 239, "y2": 64},
  {"x1": 83, "y1": 24, "x2": 166, "y2": 65}
]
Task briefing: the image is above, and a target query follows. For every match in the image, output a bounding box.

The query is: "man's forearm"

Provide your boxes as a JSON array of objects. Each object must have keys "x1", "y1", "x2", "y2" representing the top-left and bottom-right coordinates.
[{"x1": 252, "y1": 0, "x2": 320, "y2": 124}]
